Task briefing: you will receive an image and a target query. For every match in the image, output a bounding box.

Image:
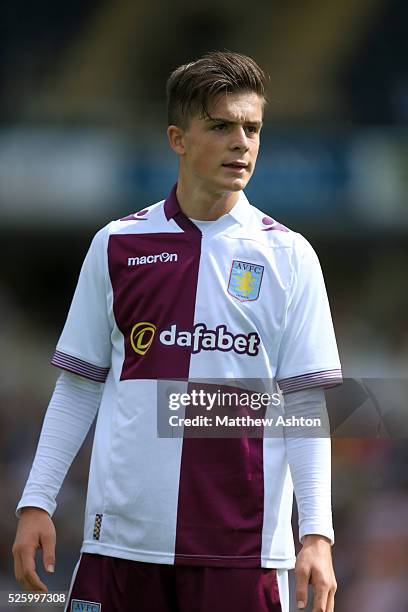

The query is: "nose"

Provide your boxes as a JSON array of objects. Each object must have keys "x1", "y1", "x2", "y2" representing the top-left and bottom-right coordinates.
[{"x1": 230, "y1": 126, "x2": 249, "y2": 152}]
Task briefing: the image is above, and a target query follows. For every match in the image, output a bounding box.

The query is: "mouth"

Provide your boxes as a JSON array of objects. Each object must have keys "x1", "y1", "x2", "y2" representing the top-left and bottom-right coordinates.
[
  {"x1": 222, "y1": 161, "x2": 248, "y2": 169},
  {"x1": 221, "y1": 161, "x2": 249, "y2": 175}
]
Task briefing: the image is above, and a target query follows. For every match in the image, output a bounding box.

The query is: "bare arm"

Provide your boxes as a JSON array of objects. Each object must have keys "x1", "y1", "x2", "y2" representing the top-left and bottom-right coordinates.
[
  {"x1": 13, "y1": 507, "x2": 56, "y2": 592},
  {"x1": 295, "y1": 534, "x2": 336, "y2": 612}
]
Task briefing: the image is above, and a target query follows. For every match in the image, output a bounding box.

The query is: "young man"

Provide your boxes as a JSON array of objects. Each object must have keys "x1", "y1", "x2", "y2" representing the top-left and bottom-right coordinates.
[{"x1": 13, "y1": 51, "x2": 341, "y2": 612}]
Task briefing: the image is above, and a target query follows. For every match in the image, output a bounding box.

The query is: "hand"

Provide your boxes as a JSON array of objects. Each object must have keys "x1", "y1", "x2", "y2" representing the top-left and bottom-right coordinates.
[
  {"x1": 295, "y1": 534, "x2": 337, "y2": 612},
  {"x1": 12, "y1": 507, "x2": 56, "y2": 592}
]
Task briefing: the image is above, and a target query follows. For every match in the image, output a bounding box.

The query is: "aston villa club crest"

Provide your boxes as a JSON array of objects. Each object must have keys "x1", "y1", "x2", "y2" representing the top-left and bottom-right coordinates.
[
  {"x1": 71, "y1": 600, "x2": 101, "y2": 612},
  {"x1": 228, "y1": 260, "x2": 264, "y2": 302}
]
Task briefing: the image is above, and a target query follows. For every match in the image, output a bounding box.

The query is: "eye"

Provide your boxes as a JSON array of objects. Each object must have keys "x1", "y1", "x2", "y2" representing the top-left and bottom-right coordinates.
[
  {"x1": 212, "y1": 123, "x2": 227, "y2": 130},
  {"x1": 245, "y1": 125, "x2": 259, "y2": 134}
]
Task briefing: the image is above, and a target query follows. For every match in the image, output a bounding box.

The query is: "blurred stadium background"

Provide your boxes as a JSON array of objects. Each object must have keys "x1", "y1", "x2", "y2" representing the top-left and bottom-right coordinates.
[{"x1": 1, "y1": 1, "x2": 408, "y2": 610}]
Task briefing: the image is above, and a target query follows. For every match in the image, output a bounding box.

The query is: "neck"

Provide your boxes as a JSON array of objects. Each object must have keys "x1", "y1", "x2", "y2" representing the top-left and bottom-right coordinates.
[{"x1": 176, "y1": 176, "x2": 240, "y2": 221}]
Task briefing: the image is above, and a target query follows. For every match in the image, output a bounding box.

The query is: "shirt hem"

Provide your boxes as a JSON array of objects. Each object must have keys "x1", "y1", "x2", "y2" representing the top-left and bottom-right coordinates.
[{"x1": 81, "y1": 542, "x2": 296, "y2": 569}]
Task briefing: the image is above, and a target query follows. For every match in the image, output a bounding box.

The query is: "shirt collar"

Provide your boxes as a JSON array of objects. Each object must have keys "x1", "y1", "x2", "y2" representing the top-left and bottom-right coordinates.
[
  {"x1": 163, "y1": 184, "x2": 181, "y2": 221},
  {"x1": 226, "y1": 190, "x2": 251, "y2": 226},
  {"x1": 164, "y1": 183, "x2": 250, "y2": 228}
]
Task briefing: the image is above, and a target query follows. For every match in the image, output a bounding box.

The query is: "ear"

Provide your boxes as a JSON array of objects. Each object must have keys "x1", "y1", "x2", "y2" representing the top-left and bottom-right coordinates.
[{"x1": 167, "y1": 125, "x2": 186, "y2": 156}]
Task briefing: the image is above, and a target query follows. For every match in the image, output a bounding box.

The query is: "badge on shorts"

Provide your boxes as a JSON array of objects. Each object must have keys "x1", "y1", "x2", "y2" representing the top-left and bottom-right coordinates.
[
  {"x1": 71, "y1": 600, "x2": 101, "y2": 612},
  {"x1": 227, "y1": 260, "x2": 264, "y2": 302}
]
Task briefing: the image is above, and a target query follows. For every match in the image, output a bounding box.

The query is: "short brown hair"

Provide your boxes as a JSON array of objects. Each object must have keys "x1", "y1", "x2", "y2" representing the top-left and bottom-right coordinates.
[{"x1": 166, "y1": 50, "x2": 267, "y2": 128}]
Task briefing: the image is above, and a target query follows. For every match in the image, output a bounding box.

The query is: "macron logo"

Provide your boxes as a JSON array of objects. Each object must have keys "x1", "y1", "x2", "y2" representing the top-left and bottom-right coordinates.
[{"x1": 128, "y1": 252, "x2": 178, "y2": 266}]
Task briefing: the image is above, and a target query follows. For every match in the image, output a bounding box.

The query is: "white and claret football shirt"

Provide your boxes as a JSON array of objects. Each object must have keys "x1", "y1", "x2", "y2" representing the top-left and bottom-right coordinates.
[{"x1": 51, "y1": 185, "x2": 342, "y2": 569}]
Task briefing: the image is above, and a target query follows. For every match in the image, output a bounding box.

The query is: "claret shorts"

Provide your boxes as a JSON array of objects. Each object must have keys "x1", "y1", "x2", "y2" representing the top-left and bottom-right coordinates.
[{"x1": 65, "y1": 553, "x2": 289, "y2": 612}]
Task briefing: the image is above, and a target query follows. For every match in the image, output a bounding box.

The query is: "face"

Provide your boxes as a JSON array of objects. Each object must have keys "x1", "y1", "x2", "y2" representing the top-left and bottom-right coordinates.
[{"x1": 169, "y1": 91, "x2": 263, "y2": 196}]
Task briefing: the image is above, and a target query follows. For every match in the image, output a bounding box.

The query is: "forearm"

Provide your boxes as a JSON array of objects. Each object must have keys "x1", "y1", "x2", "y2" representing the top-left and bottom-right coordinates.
[
  {"x1": 283, "y1": 388, "x2": 334, "y2": 544},
  {"x1": 16, "y1": 371, "x2": 103, "y2": 517}
]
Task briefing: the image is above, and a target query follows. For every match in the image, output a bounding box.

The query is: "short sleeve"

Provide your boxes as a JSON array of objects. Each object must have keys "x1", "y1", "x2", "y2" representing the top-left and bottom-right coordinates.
[
  {"x1": 276, "y1": 235, "x2": 342, "y2": 394},
  {"x1": 51, "y1": 227, "x2": 112, "y2": 382}
]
